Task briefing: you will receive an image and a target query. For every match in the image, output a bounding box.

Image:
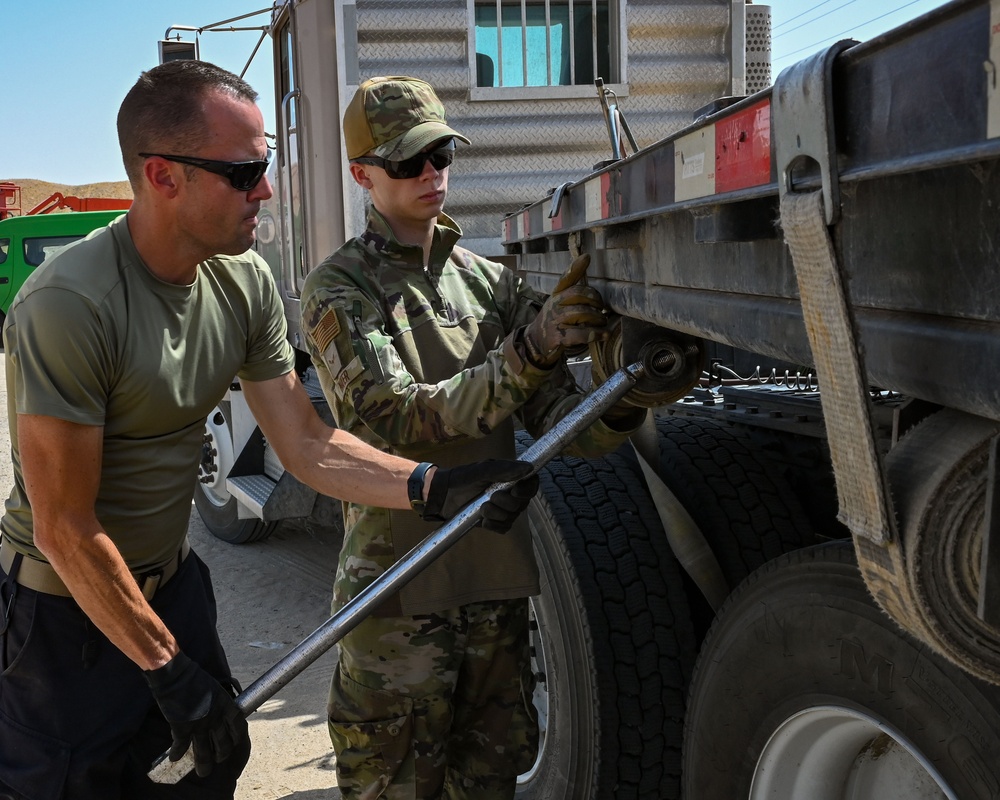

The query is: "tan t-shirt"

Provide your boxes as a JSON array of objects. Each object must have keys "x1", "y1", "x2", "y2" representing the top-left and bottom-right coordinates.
[{"x1": 1, "y1": 214, "x2": 295, "y2": 571}]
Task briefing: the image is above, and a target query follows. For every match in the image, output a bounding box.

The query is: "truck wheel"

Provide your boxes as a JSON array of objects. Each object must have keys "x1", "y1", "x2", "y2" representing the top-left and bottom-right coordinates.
[
  {"x1": 652, "y1": 415, "x2": 822, "y2": 634},
  {"x1": 194, "y1": 404, "x2": 278, "y2": 544},
  {"x1": 682, "y1": 542, "x2": 1000, "y2": 800},
  {"x1": 514, "y1": 433, "x2": 696, "y2": 800}
]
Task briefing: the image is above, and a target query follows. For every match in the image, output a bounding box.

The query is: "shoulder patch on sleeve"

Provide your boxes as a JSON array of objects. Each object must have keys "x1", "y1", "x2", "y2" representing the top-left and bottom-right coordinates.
[{"x1": 312, "y1": 308, "x2": 342, "y2": 354}]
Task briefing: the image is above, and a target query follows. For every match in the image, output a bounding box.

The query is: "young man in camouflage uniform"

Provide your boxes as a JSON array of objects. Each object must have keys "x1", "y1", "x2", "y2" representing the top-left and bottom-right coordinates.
[{"x1": 300, "y1": 76, "x2": 647, "y2": 799}]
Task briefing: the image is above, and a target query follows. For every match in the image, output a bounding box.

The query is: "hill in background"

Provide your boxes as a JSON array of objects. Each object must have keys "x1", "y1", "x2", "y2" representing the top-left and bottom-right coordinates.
[{"x1": 2, "y1": 178, "x2": 132, "y2": 214}]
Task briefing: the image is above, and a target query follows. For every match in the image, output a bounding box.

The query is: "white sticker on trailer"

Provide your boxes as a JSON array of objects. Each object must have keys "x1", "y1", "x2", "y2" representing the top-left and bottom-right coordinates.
[
  {"x1": 990, "y1": 0, "x2": 1000, "y2": 139},
  {"x1": 675, "y1": 126, "x2": 716, "y2": 201},
  {"x1": 682, "y1": 151, "x2": 706, "y2": 179},
  {"x1": 585, "y1": 178, "x2": 603, "y2": 222}
]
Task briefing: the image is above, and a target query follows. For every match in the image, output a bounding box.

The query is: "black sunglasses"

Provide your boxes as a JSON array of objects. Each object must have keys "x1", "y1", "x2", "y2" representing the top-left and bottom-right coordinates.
[
  {"x1": 138, "y1": 150, "x2": 272, "y2": 191},
  {"x1": 352, "y1": 139, "x2": 456, "y2": 180}
]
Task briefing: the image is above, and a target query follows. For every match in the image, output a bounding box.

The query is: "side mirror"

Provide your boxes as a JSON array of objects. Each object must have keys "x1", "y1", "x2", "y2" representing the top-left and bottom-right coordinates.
[{"x1": 158, "y1": 38, "x2": 199, "y2": 64}]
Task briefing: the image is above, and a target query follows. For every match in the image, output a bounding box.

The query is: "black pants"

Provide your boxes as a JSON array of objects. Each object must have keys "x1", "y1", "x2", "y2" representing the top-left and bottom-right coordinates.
[{"x1": 0, "y1": 550, "x2": 251, "y2": 800}]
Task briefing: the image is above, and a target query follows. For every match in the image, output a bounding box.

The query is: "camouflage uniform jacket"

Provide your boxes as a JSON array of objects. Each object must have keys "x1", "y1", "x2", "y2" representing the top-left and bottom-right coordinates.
[{"x1": 301, "y1": 208, "x2": 636, "y2": 616}]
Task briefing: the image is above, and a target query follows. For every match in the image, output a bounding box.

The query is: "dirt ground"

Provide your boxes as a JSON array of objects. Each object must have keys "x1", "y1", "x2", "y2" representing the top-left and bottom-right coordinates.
[
  {"x1": 0, "y1": 353, "x2": 345, "y2": 799},
  {"x1": 192, "y1": 516, "x2": 346, "y2": 799}
]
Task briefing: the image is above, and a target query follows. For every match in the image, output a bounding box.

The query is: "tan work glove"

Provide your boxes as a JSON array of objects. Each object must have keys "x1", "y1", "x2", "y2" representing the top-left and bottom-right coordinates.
[{"x1": 522, "y1": 254, "x2": 608, "y2": 368}]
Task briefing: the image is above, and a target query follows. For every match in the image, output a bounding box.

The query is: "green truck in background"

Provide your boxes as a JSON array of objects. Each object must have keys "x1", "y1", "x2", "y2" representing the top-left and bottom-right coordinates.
[{"x1": 0, "y1": 210, "x2": 125, "y2": 320}]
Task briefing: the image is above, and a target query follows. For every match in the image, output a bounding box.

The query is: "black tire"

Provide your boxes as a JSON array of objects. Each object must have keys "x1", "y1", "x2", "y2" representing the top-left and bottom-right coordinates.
[
  {"x1": 514, "y1": 432, "x2": 697, "y2": 800},
  {"x1": 193, "y1": 403, "x2": 278, "y2": 544},
  {"x1": 682, "y1": 542, "x2": 1000, "y2": 799},
  {"x1": 739, "y1": 423, "x2": 846, "y2": 542},
  {"x1": 653, "y1": 415, "x2": 821, "y2": 635}
]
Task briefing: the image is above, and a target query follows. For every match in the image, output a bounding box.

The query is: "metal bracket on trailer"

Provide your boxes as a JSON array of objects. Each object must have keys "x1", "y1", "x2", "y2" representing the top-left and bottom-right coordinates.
[
  {"x1": 774, "y1": 39, "x2": 856, "y2": 226},
  {"x1": 548, "y1": 182, "x2": 572, "y2": 219}
]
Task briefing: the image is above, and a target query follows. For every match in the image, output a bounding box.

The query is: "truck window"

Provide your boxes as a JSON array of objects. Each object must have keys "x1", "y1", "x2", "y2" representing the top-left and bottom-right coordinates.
[
  {"x1": 471, "y1": 0, "x2": 619, "y2": 92},
  {"x1": 23, "y1": 235, "x2": 80, "y2": 267},
  {"x1": 0, "y1": 238, "x2": 8, "y2": 265}
]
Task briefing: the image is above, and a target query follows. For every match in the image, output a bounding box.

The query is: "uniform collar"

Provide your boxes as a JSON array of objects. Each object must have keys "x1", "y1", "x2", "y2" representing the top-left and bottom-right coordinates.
[{"x1": 361, "y1": 207, "x2": 463, "y2": 267}]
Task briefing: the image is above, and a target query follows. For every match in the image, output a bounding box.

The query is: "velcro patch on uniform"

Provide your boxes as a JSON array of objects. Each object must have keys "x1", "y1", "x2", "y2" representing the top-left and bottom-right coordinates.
[
  {"x1": 334, "y1": 355, "x2": 365, "y2": 400},
  {"x1": 312, "y1": 308, "x2": 342, "y2": 354}
]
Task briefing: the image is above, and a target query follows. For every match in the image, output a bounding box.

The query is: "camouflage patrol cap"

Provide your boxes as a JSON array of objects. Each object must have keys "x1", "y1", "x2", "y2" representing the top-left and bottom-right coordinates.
[{"x1": 343, "y1": 76, "x2": 470, "y2": 161}]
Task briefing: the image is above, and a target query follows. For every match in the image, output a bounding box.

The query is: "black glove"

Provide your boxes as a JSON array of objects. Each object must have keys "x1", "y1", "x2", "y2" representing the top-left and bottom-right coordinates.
[
  {"x1": 423, "y1": 459, "x2": 539, "y2": 533},
  {"x1": 144, "y1": 652, "x2": 249, "y2": 777}
]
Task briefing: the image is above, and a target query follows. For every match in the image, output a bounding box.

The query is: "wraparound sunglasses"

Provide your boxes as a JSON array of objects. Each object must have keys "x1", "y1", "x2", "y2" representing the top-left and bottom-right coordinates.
[
  {"x1": 351, "y1": 138, "x2": 456, "y2": 180},
  {"x1": 139, "y1": 149, "x2": 273, "y2": 191}
]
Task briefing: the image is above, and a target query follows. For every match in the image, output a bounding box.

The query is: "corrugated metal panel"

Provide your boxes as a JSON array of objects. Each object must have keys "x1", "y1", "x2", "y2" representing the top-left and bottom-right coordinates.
[{"x1": 352, "y1": 0, "x2": 736, "y2": 257}]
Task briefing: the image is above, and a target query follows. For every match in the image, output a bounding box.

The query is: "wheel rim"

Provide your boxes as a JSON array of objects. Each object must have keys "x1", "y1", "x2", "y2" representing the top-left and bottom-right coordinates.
[
  {"x1": 750, "y1": 706, "x2": 957, "y2": 800},
  {"x1": 517, "y1": 597, "x2": 550, "y2": 785},
  {"x1": 200, "y1": 408, "x2": 236, "y2": 508}
]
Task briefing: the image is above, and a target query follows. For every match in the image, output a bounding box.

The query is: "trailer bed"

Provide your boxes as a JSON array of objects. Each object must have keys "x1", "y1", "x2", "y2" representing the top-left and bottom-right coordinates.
[{"x1": 503, "y1": 0, "x2": 1000, "y2": 421}]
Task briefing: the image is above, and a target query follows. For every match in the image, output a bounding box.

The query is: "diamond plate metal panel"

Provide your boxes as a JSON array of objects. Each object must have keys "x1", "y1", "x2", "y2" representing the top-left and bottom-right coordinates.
[
  {"x1": 227, "y1": 475, "x2": 276, "y2": 516},
  {"x1": 350, "y1": 0, "x2": 737, "y2": 256}
]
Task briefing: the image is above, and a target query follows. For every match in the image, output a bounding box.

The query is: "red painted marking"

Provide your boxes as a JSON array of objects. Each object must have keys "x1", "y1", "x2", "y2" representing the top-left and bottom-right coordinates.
[
  {"x1": 549, "y1": 198, "x2": 563, "y2": 230},
  {"x1": 714, "y1": 98, "x2": 771, "y2": 194}
]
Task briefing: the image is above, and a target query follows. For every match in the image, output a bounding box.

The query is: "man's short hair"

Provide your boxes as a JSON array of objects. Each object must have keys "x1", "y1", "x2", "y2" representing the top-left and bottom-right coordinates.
[{"x1": 117, "y1": 60, "x2": 258, "y2": 187}]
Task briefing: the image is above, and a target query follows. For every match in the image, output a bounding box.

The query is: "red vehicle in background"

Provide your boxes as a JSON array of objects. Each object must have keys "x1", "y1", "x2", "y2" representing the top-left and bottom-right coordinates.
[{"x1": 0, "y1": 181, "x2": 131, "y2": 219}]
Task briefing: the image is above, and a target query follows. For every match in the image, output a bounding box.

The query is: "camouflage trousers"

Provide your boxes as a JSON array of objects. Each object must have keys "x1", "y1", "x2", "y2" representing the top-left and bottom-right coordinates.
[{"x1": 327, "y1": 597, "x2": 539, "y2": 800}]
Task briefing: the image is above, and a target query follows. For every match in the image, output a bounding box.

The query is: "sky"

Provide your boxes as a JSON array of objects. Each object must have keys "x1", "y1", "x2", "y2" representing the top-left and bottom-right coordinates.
[{"x1": 1, "y1": 0, "x2": 953, "y2": 186}]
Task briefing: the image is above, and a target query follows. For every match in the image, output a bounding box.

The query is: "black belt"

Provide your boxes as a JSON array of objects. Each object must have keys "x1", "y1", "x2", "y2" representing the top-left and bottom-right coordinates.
[{"x1": 0, "y1": 538, "x2": 190, "y2": 601}]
